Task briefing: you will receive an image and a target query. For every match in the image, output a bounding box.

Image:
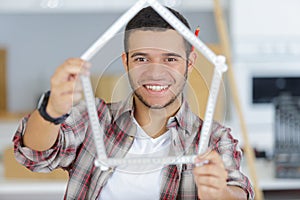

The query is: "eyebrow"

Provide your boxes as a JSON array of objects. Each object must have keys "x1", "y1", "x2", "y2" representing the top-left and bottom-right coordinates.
[
  {"x1": 162, "y1": 53, "x2": 183, "y2": 58},
  {"x1": 130, "y1": 52, "x2": 183, "y2": 58},
  {"x1": 130, "y1": 52, "x2": 148, "y2": 58}
]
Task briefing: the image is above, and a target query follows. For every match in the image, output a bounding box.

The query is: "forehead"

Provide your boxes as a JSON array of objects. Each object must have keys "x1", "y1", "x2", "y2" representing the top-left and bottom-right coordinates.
[{"x1": 127, "y1": 29, "x2": 186, "y2": 54}]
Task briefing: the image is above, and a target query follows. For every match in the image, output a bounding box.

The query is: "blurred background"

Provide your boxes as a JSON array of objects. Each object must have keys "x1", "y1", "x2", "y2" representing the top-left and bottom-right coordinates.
[{"x1": 0, "y1": 0, "x2": 300, "y2": 199}]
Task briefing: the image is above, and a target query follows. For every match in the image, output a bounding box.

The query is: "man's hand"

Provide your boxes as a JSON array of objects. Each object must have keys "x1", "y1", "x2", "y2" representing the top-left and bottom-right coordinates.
[
  {"x1": 193, "y1": 150, "x2": 228, "y2": 200},
  {"x1": 24, "y1": 58, "x2": 90, "y2": 151},
  {"x1": 47, "y1": 58, "x2": 91, "y2": 118}
]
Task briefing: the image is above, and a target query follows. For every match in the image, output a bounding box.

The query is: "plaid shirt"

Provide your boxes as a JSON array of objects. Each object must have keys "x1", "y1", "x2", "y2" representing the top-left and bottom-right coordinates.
[{"x1": 13, "y1": 96, "x2": 254, "y2": 200}]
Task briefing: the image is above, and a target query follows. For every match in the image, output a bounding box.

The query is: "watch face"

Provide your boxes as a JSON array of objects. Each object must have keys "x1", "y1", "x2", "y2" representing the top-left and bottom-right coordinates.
[{"x1": 37, "y1": 92, "x2": 46, "y2": 109}]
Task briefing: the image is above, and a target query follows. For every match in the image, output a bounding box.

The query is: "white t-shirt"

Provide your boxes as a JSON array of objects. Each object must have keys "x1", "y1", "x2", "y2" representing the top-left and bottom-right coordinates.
[{"x1": 99, "y1": 119, "x2": 171, "y2": 200}]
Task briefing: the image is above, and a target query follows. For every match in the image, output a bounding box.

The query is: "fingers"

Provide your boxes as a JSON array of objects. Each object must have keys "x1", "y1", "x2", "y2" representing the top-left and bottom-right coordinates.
[
  {"x1": 47, "y1": 58, "x2": 91, "y2": 117},
  {"x1": 194, "y1": 150, "x2": 227, "y2": 177},
  {"x1": 194, "y1": 159, "x2": 226, "y2": 176},
  {"x1": 195, "y1": 176, "x2": 223, "y2": 190},
  {"x1": 193, "y1": 163, "x2": 228, "y2": 189},
  {"x1": 53, "y1": 79, "x2": 83, "y2": 95},
  {"x1": 196, "y1": 149, "x2": 225, "y2": 168},
  {"x1": 193, "y1": 150, "x2": 228, "y2": 199},
  {"x1": 51, "y1": 58, "x2": 90, "y2": 85}
]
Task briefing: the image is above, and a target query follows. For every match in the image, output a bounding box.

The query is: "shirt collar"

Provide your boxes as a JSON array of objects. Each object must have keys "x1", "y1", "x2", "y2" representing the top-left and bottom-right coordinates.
[
  {"x1": 167, "y1": 99, "x2": 200, "y2": 136},
  {"x1": 112, "y1": 94, "x2": 135, "y2": 122},
  {"x1": 113, "y1": 95, "x2": 200, "y2": 136}
]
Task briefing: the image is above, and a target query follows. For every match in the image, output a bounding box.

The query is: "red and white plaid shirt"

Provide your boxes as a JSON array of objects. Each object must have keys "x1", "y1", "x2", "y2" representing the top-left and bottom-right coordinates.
[{"x1": 13, "y1": 96, "x2": 254, "y2": 199}]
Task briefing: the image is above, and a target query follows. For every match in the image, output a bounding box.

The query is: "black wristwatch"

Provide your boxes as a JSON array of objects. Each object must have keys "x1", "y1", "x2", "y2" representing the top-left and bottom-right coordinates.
[{"x1": 37, "y1": 91, "x2": 69, "y2": 125}]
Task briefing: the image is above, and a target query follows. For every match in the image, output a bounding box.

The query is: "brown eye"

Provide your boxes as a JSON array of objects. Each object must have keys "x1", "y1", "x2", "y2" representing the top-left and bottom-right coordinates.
[
  {"x1": 134, "y1": 57, "x2": 148, "y2": 62},
  {"x1": 166, "y1": 58, "x2": 177, "y2": 62}
]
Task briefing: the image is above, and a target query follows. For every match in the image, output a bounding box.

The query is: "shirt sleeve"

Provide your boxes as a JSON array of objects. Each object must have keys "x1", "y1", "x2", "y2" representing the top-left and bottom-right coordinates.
[
  {"x1": 210, "y1": 123, "x2": 255, "y2": 200},
  {"x1": 12, "y1": 99, "x2": 100, "y2": 173}
]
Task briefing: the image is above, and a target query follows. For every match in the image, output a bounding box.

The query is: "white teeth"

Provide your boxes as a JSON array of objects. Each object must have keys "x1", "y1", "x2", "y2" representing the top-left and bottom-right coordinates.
[{"x1": 145, "y1": 85, "x2": 168, "y2": 91}]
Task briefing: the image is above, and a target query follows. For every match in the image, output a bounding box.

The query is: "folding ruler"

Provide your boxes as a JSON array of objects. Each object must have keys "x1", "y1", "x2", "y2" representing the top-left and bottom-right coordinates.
[{"x1": 79, "y1": 0, "x2": 228, "y2": 170}]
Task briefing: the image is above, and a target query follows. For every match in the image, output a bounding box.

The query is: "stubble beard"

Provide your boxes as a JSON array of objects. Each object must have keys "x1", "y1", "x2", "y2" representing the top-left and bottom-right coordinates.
[{"x1": 127, "y1": 66, "x2": 188, "y2": 109}]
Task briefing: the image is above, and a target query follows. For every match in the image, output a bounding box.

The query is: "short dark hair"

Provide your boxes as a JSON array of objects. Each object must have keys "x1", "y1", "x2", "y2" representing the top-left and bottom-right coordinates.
[{"x1": 124, "y1": 6, "x2": 192, "y2": 55}]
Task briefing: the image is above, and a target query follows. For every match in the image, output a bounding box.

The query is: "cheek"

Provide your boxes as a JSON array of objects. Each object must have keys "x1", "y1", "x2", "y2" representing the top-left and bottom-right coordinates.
[
  {"x1": 128, "y1": 66, "x2": 145, "y2": 82},
  {"x1": 128, "y1": 63, "x2": 187, "y2": 83},
  {"x1": 166, "y1": 61, "x2": 187, "y2": 74},
  {"x1": 170, "y1": 68, "x2": 187, "y2": 82}
]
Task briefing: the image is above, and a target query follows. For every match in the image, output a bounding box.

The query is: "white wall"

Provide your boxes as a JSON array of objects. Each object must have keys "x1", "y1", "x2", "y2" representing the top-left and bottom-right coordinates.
[{"x1": 0, "y1": 11, "x2": 218, "y2": 113}]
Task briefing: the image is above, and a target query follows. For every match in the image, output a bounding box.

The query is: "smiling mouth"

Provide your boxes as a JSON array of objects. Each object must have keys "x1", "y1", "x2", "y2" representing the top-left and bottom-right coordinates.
[{"x1": 143, "y1": 84, "x2": 170, "y2": 92}]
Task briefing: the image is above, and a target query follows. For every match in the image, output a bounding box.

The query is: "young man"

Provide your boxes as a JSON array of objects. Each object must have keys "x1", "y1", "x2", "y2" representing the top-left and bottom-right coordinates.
[{"x1": 13, "y1": 6, "x2": 254, "y2": 200}]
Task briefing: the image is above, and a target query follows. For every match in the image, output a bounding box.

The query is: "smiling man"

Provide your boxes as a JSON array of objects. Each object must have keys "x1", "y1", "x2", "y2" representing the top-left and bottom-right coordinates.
[
  {"x1": 123, "y1": 29, "x2": 194, "y2": 139},
  {"x1": 13, "y1": 6, "x2": 254, "y2": 200}
]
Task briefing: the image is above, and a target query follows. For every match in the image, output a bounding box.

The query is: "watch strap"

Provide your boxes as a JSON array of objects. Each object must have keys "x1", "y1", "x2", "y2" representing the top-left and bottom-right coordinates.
[{"x1": 38, "y1": 91, "x2": 69, "y2": 125}]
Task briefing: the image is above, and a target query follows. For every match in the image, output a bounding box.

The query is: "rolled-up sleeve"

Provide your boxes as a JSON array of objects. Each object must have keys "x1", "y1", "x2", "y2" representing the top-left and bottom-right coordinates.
[
  {"x1": 210, "y1": 124, "x2": 255, "y2": 200},
  {"x1": 13, "y1": 100, "x2": 90, "y2": 173}
]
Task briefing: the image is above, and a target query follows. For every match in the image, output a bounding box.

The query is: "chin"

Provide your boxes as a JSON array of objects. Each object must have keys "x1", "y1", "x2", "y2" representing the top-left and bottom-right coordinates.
[
  {"x1": 134, "y1": 89, "x2": 181, "y2": 109},
  {"x1": 144, "y1": 97, "x2": 178, "y2": 109}
]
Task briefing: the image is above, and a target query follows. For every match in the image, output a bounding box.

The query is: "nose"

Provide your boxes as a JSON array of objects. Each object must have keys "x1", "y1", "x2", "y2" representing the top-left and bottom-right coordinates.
[{"x1": 145, "y1": 63, "x2": 170, "y2": 79}]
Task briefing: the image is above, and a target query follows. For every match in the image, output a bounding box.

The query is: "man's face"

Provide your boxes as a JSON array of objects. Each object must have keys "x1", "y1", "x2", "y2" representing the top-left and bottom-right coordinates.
[{"x1": 123, "y1": 29, "x2": 195, "y2": 109}]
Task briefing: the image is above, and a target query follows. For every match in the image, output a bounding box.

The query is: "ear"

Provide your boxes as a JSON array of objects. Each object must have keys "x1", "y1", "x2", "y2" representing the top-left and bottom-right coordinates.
[
  {"x1": 122, "y1": 52, "x2": 128, "y2": 72},
  {"x1": 187, "y1": 51, "x2": 197, "y2": 73}
]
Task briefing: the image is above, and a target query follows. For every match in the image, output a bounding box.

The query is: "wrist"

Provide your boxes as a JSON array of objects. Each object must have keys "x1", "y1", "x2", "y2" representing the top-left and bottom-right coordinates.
[
  {"x1": 37, "y1": 91, "x2": 69, "y2": 125},
  {"x1": 46, "y1": 99, "x2": 65, "y2": 118},
  {"x1": 222, "y1": 186, "x2": 247, "y2": 200}
]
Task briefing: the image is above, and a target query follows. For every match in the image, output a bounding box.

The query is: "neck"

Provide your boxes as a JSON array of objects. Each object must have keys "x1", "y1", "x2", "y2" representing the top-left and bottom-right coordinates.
[{"x1": 134, "y1": 95, "x2": 182, "y2": 138}]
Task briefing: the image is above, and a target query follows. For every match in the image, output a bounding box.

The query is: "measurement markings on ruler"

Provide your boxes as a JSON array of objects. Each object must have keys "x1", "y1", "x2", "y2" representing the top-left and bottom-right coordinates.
[{"x1": 79, "y1": 0, "x2": 228, "y2": 169}]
